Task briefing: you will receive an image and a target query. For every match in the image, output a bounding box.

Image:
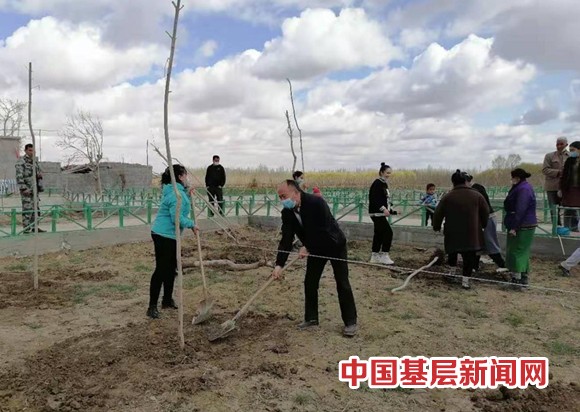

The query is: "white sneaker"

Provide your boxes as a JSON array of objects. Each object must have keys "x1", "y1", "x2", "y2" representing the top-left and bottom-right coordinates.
[
  {"x1": 380, "y1": 252, "x2": 395, "y2": 265},
  {"x1": 496, "y1": 268, "x2": 509, "y2": 273},
  {"x1": 369, "y1": 252, "x2": 381, "y2": 264},
  {"x1": 461, "y1": 276, "x2": 471, "y2": 289}
]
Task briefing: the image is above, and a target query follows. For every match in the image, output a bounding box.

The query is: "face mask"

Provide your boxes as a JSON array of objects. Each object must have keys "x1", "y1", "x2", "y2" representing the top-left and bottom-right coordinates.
[
  {"x1": 281, "y1": 198, "x2": 296, "y2": 209},
  {"x1": 571, "y1": 151, "x2": 579, "y2": 158},
  {"x1": 213, "y1": 161, "x2": 220, "y2": 166},
  {"x1": 296, "y1": 178, "x2": 304, "y2": 184}
]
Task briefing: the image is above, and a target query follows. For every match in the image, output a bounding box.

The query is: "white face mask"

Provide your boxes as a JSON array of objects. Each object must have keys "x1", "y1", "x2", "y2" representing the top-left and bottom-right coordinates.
[{"x1": 213, "y1": 161, "x2": 220, "y2": 166}]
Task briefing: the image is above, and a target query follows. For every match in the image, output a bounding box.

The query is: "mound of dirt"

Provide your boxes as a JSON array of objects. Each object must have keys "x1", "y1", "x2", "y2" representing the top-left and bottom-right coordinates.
[
  {"x1": 76, "y1": 268, "x2": 118, "y2": 281},
  {"x1": 0, "y1": 273, "x2": 73, "y2": 309},
  {"x1": 0, "y1": 312, "x2": 290, "y2": 412},
  {"x1": 471, "y1": 383, "x2": 580, "y2": 411}
]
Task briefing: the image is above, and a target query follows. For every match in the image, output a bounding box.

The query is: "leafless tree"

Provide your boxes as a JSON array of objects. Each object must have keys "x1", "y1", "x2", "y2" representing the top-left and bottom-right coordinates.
[
  {"x1": 0, "y1": 98, "x2": 25, "y2": 138},
  {"x1": 491, "y1": 154, "x2": 522, "y2": 170},
  {"x1": 164, "y1": 0, "x2": 186, "y2": 349},
  {"x1": 285, "y1": 110, "x2": 297, "y2": 171},
  {"x1": 286, "y1": 78, "x2": 304, "y2": 171},
  {"x1": 57, "y1": 110, "x2": 104, "y2": 194}
]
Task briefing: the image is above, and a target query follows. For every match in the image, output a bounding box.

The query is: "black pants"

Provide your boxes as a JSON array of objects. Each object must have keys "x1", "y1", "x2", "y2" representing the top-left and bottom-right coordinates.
[
  {"x1": 546, "y1": 191, "x2": 562, "y2": 226},
  {"x1": 304, "y1": 247, "x2": 357, "y2": 326},
  {"x1": 149, "y1": 233, "x2": 177, "y2": 307},
  {"x1": 563, "y1": 207, "x2": 579, "y2": 231},
  {"x1": 447, "y1": 251, "x2": 477, "y2": 277},
  {"x1": 371, "y1": 216, "x2": 393, "y2": 253},
  {"x1": 207, "y1": 186, "x2": 224, "y2": 216},
  {"x1": 424, "y1": 210, "x2": 434, "y2": 227}
]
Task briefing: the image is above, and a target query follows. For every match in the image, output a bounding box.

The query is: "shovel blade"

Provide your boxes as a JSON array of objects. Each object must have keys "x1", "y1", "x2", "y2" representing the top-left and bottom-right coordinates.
[
  {"x1": 192, "y1": 298, "x2": 214, "y2": 325},
  {"x1": 207, "y1": 319, "x2": 236, "y2": 342}
]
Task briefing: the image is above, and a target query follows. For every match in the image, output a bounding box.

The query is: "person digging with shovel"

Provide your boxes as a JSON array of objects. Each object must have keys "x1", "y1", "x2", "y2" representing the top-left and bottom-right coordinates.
[
  {"x1": 147, "y1": 165, "x2": 198, "y2": 319},
  {"x1": 272, "y1": 180, "x2": 358, "y2": 337}
]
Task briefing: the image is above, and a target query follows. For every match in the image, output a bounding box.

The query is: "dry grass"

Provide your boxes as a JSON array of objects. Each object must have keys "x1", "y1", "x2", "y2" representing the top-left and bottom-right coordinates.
[{"x1": 175, "y1": 163, "x2": 544, "y2": 190}]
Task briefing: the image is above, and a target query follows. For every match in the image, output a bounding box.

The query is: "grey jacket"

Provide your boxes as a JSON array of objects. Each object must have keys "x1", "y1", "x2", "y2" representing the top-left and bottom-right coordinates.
[{"x1": 542, "y1": 150, "x2": 568, "y2": 191}]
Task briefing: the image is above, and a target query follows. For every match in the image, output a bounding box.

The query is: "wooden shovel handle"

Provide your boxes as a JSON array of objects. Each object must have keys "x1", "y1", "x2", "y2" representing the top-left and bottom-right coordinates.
[
  {"x1": 191, "y1": 195, "x2": 209, "y2": 299},
  {"x1": 233, "y1": 255, "x2": 300, "y2": 322}
]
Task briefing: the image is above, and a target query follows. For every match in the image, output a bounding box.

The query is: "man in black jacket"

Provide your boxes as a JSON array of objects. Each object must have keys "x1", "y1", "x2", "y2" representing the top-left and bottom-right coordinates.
[
  {"x1": 272, "y1": 180, "x2": 358, "y2": 337},
  {"x1": 205, "y1": 155, "x2": 226, "y2": 216}
]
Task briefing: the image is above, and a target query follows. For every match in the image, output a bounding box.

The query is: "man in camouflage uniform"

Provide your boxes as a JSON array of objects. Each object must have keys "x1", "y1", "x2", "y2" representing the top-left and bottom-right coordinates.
[{"x1": 15, "y1": 143, "x2": 45, "y2": 233}]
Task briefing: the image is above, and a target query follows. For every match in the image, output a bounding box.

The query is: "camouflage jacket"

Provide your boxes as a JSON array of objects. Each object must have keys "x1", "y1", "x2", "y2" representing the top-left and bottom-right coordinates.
[{"x1": 15, "y1": 154, "x2": 42, "y2": 192}]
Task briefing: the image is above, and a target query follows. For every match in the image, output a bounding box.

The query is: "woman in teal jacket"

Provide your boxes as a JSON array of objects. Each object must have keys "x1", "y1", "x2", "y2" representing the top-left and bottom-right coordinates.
[{"x1": 147, "y1": 165, "x2": 198, "y2": 319}]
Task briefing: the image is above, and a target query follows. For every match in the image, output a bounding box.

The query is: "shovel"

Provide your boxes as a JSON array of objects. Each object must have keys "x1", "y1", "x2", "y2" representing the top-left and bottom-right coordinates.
[
  {"x1": 208, "y1": 255, "x2": 300, "y2": 342},
  {"x1": 191, "y1": 196, "x2": 214, "y2": 325}
]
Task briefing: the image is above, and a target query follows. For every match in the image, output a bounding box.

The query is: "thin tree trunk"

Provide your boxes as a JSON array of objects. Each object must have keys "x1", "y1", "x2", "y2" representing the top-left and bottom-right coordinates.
[
  {"x1": 165, "y1": 0, "x2": 185, "y2": 349},
  {"x1": 28, "y1": 62, "x2": 39, "y2": 290},
  {"x1": 285, "y1": 110, "x2": 297, "y2": 171},
  {"x1": 287, "y1": 79, "x2": 304, "y2": 171},
  {"x1": 95, "y1": 164, "x2": 102, "y2": 195}
]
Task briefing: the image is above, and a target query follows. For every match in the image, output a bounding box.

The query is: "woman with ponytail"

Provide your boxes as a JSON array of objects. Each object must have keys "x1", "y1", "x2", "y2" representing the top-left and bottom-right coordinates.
[
  {"x1": 368, "y1": 163, "x2": 395, "y2": 265},
  {"x1": 147, "y1": 165, "x2": 198, "y2": 319}
]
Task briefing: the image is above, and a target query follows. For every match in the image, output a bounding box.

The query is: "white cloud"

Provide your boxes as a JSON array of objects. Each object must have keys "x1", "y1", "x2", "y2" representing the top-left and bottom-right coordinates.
[
  {"x1": 513, "y1": 97, "x2": 559, "y2": 126},
  {"x1": 1, "y1": 2, "x2": 572, "y2": 173},
  {"x1": 252, "y1": 8, "x2": 401, "y2": 80},
  {"x1": 198, "y1": 40, "x2": 218, "y2": 58},
  {"x1": 0, "y1": 17, "x2": 165, "y2": 91},
  {"x1": 399, "y1": 28, "x2": 439, "y2": 50},
  {"x1": 0, "y1": 0, "x2": 173, "y2": 47},
  {"x1": 307, "y1": 35, "x2": 535, "y2": 119},
  {"x1": 491, "y1": 0, "x2": 580, "y2": 72}
]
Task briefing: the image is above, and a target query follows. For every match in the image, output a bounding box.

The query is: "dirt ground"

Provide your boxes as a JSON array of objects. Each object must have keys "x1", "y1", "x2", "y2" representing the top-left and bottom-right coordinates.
[{"x1": 0, "y1": 226, "x2": 579, "y2": 412}]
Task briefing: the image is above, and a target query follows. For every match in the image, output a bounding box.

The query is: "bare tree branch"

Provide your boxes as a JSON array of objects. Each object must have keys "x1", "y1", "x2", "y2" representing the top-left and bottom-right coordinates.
[
  {"x1": 287, "y1": 79, "x2": 304, "y2": 171},
  {"x1": 57, "y1": 110, "x2": 104, "y2": 194},
  {"x1": 285, "y1": 110, "x2": 297, "y2": 172},
  {"x1": 0, "y1": 99, "x2": 25, "y2": 138}
]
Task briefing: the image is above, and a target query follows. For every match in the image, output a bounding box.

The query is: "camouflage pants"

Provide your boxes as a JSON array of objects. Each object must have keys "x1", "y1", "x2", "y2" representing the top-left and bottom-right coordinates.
[{"x1": 21, "y1": 194, "x2": 39, "y2": 230}]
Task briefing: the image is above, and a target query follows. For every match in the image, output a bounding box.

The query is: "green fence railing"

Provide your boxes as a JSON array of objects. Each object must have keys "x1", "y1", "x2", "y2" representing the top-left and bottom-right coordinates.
[{"x1": 0, "y1": 187, "x2": 574, "y2": 240}]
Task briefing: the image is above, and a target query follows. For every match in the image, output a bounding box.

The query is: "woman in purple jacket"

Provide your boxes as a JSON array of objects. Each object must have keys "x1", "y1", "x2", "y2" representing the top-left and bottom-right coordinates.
[{"x1": 503, "y1": 168, "x2": 537, "y2": 288}]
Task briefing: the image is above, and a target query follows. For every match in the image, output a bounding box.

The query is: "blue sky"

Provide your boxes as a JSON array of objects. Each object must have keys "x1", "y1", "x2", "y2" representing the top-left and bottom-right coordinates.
[{"x1": 0, "y1": 0, "x2": 579, "y2": 171}]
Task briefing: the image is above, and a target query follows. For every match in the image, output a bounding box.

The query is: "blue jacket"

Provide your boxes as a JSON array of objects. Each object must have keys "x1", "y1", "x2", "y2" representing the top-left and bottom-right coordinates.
[
  {"x1": 151, "y1": 183, "x2": 195, "y2": 239},
  {"x1": 420, "y1": 193, "x2": 438, "y2": 207},
  {"x1": 503, "y1": 181, "x2": 537, "y2": 230}
]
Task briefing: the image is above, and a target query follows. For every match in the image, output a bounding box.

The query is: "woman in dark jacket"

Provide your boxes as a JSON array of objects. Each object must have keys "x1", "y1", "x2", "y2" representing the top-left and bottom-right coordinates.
[
  {"x1": 433, "y1": 170, "x2": 489, "y2": 289},
  {"x1": 465, "y1": 174, "x2": 507, "y2": 272},
  {"x1": 559, "y1": 141, "x2": 580, "y2": 230},
  {"x1": 147, "y1": 165, "x2": 198, "y2": 319},
  {"x1": 504, "y1": 168, "x2": 537, "y2": 288},
  {"x1": 368, "y1": 163, "x2": 395, "y2": 265}
]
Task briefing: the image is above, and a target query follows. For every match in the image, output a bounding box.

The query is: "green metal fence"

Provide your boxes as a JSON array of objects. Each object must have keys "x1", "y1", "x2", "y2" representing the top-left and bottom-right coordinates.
[{"x1": 0, "y1": 187, "x2": 572, "y2": 239}]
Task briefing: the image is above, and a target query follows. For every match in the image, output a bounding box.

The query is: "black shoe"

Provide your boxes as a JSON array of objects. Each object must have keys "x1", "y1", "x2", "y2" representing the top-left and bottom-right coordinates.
[
  {"x1": 509, "y1": 277, "x2": 523, "y2": 291},
  {"x1": 22, "y1": 230, "x2": 31, "y2": 234},
  {"x1": 520, "y1": 275, "x2": 529, "y2": 290},
  {"x1": 559, "y1": 265, "x2": 571, "y2": 277},
  {"x1": 161, "y1": 299, "x2": 178, "y2": 309},
  {"x1": 146, "y1": 306, "x2": 160, "y2": 319},
  {"x1": 37, "y1": 228, "x2": 46, "y2": 233},
  {"x1": 297, "y1": 320, "x2": 319, "y2": 330}
]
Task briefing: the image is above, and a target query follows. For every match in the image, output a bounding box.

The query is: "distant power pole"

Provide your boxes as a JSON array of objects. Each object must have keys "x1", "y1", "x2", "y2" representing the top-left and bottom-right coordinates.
[
  {"x1": 38, "y1": 129, "x2": 42, "y2": 161},
  {"x1": 146, "y1": 139, "x2": 149, "y2": 166}
]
